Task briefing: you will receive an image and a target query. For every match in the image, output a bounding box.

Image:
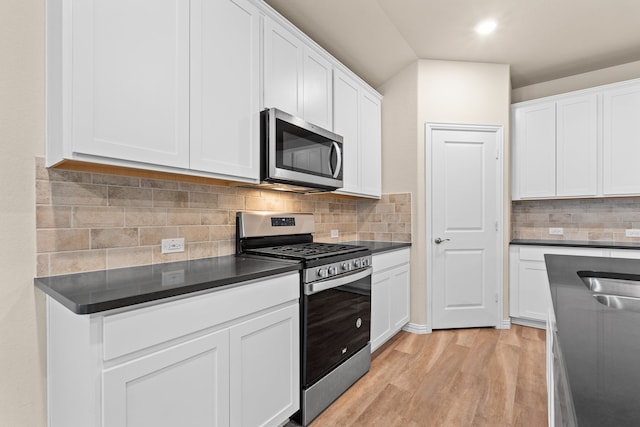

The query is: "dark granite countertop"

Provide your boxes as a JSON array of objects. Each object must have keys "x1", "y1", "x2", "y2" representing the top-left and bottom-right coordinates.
[
  {"x1": 511, "y1": 239, "x2": 640, "y2": 250},
  {"x1": 34, "y1": 255, "x2": 301, "y2": 315},
  {"x1": 343, "y1": 240, "x2": 411, "y2": 254},
  {"x1": 546, "y1": 254, "x2": 640, "y2": 426}
]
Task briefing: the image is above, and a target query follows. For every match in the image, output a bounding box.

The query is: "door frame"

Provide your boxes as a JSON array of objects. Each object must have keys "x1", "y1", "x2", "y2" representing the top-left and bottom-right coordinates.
[{"x1": 424, "y1": 122, "x2": 505, "y2": 332}]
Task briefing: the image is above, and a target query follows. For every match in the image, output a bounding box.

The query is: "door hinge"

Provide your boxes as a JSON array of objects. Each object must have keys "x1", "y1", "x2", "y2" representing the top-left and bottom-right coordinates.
[
  {"x1": 495, "y1": 221, "x2": 499, "y2": 232},
  {"x1": 496, "y1": 148, "x2": 500, "y2": 160},
  {"x1": 495, "y1": 293, "x2": 499, "y2": 303}
]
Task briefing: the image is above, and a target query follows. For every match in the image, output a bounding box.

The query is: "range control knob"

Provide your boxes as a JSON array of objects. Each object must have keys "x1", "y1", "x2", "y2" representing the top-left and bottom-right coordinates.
[
  {"x1": 353, "y1": 259, "x2": 362, "y2": 268},
  {"x1": 362, "y1": 258, "x2": 370, "y2": 267},
  {"x1": 328, "y1": 266, "x2": 338, "y2": 276},
  {"x1": 341, "y1": 262, "x2": 352, "y2": 272},
  {"x1": 317, "y1": 268, "x2": 328, "y2": 278}
]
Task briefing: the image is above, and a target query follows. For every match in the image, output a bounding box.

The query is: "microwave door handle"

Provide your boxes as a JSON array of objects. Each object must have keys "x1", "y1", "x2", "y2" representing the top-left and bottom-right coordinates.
[{"x1": 329, "y1": 141, "x2": 342, "y2": 179}]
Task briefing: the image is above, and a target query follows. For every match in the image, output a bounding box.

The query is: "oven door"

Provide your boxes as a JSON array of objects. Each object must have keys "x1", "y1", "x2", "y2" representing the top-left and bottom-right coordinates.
[
  {"x1": 263, "y1": 108, "x2": 343, "y2": 190},
  {"x1": 302, "y1": 267, "x2": 372, "y2": 387}
]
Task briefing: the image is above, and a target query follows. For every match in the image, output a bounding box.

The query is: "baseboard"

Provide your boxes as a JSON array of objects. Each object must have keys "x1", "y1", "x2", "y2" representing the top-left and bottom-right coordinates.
[
  {"x1": 511, "y1": 317, "x2": 546, "y2": 330},
  {"x1": 402, "y1": 322, "x2": 430, "y2": 334},
  {"x1": 496, "y1": 318, "x2": 512, "y2": 330}
]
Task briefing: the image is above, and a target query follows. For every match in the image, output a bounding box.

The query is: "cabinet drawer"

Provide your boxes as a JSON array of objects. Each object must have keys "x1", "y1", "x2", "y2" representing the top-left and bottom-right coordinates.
[
  {"x1": 102, "y1": 273, "x2": 299, "y2": 361},
  {"x1": 372, "y1": 248, "x2": 410, "y2": 273},
  {"x1": 518, "y1": 246, "x2": 605, "y2": 262}
]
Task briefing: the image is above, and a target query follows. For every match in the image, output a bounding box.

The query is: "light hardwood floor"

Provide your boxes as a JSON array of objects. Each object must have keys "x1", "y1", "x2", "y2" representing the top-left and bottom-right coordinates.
[{"x1": 307, "y1": 325, "x2": 547, "y2": 427}]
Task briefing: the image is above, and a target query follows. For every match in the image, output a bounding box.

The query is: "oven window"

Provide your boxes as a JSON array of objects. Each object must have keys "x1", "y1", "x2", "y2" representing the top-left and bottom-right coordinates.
[
  {"x1": 276, "y1": 119, "x2": 341, "y2": 179},
  {"x1": 303, "y1": 274, "x2": 371, "y2": 387}
]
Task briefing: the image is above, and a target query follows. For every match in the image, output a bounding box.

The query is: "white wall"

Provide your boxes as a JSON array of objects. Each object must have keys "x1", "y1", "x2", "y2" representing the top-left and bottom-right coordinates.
[
  {"x1": 0, "y1": 0, "x2": 47, "y2": 426},
  {"x1": 379, "y1": 59, "x2": 511, "y2": 326},
  {"x1": 512, "y1": 60, "x2": 640, "y2": 103}
]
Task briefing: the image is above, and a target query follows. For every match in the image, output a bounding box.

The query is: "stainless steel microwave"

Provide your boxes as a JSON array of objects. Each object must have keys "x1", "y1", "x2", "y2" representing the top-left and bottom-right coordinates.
[{"x1": 261, "y1": 108, "x2": 343, "y2": 192}]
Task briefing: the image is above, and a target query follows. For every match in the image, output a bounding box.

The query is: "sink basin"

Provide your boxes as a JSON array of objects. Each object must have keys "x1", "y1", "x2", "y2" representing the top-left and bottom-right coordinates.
[
  {"x1": 578, "y1": 271, "x2": 640, "y2": 298},
  {"x1": 593, "y1": 294, "x2": 640, "y2": 313}
]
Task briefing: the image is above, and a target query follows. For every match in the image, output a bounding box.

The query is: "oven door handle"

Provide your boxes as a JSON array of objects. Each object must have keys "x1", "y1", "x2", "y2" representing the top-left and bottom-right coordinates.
[{"x1": 304, "y1": 267, "x2": 372, "y2": 296}]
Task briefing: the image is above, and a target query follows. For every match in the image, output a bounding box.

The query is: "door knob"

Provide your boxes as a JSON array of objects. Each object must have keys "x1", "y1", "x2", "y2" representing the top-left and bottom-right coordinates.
[{"x1": 434, "y1": 237, "x2": 450, "y2": 244}]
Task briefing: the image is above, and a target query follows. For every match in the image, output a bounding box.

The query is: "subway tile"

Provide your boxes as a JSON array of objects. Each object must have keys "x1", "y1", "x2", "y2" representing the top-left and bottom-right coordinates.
[
  {"x1": 107, "y1": 247, "x2": 153, "y2": 269},
  {"x1": 201, "y1": 209, "x2": 230, "y2": 225},
  {"x1": 36, "y1": 180, "x2": 51, "y2": 205},
  {"x1": 141, "y1": 178, "x2": 180, "y2": 189},
  {"x1": 210, "y1": 225, "x2": 235, "y2": 241},
  {"x1": 125, "y1": 208, "x2": 167, "y2": 226},
  {"x1": 34, "y1": 157, "x2": 47, "y2": 180},
  {"x1": 218, "y1": 194, "x2": 245, "y2": 210},
  {"x1": 153, "y1": 189, "x2": 189, "y2": 208},
  {"x1": 299, "y1": 201, "x2": 317, "y2": 212},
  {"x1": 37, "y1": 229, "x2": 90, "y2": 253},
  {"x1": 139, "y1": 227, "x2": 179, "y2": 246},
  {"x1": 49, "y1": 250, "x2": 106, "y2": 275},
  {"x1": 108, "y1": 186, "x2": 152, "y2": 207},
  {"x1": 45, "y1": 168, "x2": 92, "y2": 184},
  {"x1": 189, "y1": 192, "x2": 218, "y2": 209},
  {"x1": 374, "y1": 232, "x2": 393, "y2": 241},
  {"x1": 218, "y1": 240, "x2": 235, "y2": 256},
  {"x1": 179, "y1": 182, "x2": 216, "y2": 193},
  {"x1": 36, "y1": 254, "x2": 50, "y2": 277},
  {"x1": 37, "y1": 206, "x2": 72, "y2": 228},
  {"x1": 167, "y1": 209, "x2": 201, "y2": 225},
  {"x1": 91, "y1": 228, "x2": 138, "y2": 249},
  {"x1": 178, "y1": 226, "x2": 210, "y2": 243},
  {"x1": 392, "y1": 233, "x2": 412, "y2": 242},
  {"x1": 188, "y1": 242, "x2": 219, "y2": 260},
  {"x1": 92, "y1": 174, "x2": 140, "y2": 187},
  {"x1": 52, "y1": 182, "x2": 108, "y2": 206},
  {"x1": 73, "y1": 206, "x2": 124, "y2": 228}
]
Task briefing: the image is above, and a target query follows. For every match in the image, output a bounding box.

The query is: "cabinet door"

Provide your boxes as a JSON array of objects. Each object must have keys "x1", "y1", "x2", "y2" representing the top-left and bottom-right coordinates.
[
  {"x1": 190, "y1": 0, "x2": 260, "y2": 181},
  {"x1": 303, "y1": 48, "x2": 333, "y2": 129},
  {"x1": 389, "y1": 265, "x2": 410, "y2": 331},
  {"x1": 603, "y1": 84, "x2": 640, "y2": 195},
  {"x1": 371, "y1": 272, "x2": 391, "y2": 351},
  {"x1": 556, "y1": 94, "x2": 598, "y2": 197},
  {"x1": 103, "y1": 329, "x2": 230, "y2": 427},
  {"x1": 359, "y1": 91, "x2": 382, "y2": 198},
  {"x1": 512, "y1": 102, "x2": 556, "y2": 199},
  {"x1": 72, "y1": 0, "x2": 189, "y2": 168},
  {"x1": 263, "y1": 17, "x2": 303, "y2": 117},
  {"x1": 333, "y1": 69, "x2": 360, "y2": 195},
  {"x1": 229, "y1": 303, "x2": 299, "y2": 427},
  {"x1": 517, "y1": 260, "x2": 549, "y2": 322}
]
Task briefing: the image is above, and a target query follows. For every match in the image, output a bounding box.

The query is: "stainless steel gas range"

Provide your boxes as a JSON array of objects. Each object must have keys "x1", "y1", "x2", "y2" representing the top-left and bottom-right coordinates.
[{"x1": 236, "y1": 212, "x2": 372, "y2": 426}]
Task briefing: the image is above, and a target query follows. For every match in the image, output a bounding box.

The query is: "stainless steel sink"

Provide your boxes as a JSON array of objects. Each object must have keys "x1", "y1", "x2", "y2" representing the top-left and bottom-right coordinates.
[
  {"x1": 578, "y1": 271, "x2": 640, "y2": 298},
  {"x1": 593, "y1": 294, "x2": 640, "y2": 313}
]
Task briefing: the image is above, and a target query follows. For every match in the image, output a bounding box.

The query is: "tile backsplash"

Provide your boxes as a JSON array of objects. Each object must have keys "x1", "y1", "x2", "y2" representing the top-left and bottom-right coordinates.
[
  {"x1": 35, "y1": 158, "x2": 411, "y2": 276},
  {"x1": 512, "y1": 198, "x2": 640, "y2": 242}
]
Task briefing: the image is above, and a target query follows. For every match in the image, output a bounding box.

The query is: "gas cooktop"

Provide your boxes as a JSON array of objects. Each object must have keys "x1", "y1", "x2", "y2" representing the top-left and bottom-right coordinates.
[{"x1": 245, "y1": 242, "x2": 368, "y2": 261}]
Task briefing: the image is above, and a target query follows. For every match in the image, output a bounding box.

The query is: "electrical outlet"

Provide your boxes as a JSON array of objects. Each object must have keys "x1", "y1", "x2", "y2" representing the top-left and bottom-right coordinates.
[
  {"x1": 161, "y1": 238, "x2": 185, "y2": 254},
  {"x1": 548, "y1": 227, "x2": 564, "y2": 235},
  {"x1": 626, "y1": 229, "x2": 640, "y2": 238},
  {"x1": 330, "y1": 229, "x2": 339, "y2": 238}
]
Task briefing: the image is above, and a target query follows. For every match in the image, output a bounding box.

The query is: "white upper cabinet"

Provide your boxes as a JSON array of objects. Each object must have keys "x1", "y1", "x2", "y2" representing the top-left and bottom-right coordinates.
[
  {"x1": 556, "y1": 95, "x2": 598, "y2": 197},
  {"x1": 59, "y1": 0, "x2": 190, "y2": 168},
  {"x1": 263, "y1": 16, "x2": 333, "y2": 130},
  {"x1": 333, "y1": 69, "x2": 382, "y2": 198},
  {"x1": 512, "y1": 94, "x2": 598, "y2": 200},
  {"x1": 189, "y1": 0, "x2": 260, "y2": 181},
  {"x1": 603, "y1": 83, "x2": 640, "y2": 196},
  {"x1": 512, "y1": 102, "x2": 556, "y2": 199}
]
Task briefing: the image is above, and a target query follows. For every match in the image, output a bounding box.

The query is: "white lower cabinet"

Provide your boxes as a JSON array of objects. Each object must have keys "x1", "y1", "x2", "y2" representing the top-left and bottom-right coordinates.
[
  {"x1": 47, "y1": 272, "x2": 300, "y2": 427},
  {"x1": 371, "y1": 248, "x2": 410, "y2": 352},
  {"x1": 229, "y1": 304, "x2": 299, "y2": 427},
  {"x1": 509, "y1": 245, "x2": 640, "y2": 328},
  {"x1": 103, "y1": 329, "x2": 231, "y2": 427}
]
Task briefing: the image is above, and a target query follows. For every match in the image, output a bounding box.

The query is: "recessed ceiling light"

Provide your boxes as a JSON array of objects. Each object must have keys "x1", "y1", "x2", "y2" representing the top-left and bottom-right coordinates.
[{"x1": 475, "y1": 19, "x2": 497, "y2": 35}]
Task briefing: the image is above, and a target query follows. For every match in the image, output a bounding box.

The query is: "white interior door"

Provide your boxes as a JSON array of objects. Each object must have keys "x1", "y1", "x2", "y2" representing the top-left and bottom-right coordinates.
[{"x1": 428, "y1": 124, "x2": 502, "y2": 329}]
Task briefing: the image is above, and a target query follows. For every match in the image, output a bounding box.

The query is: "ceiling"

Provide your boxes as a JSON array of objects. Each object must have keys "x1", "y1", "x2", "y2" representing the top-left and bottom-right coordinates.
[{"x1": 264, "y1": 0, "x2": 640, "y2": 89}]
